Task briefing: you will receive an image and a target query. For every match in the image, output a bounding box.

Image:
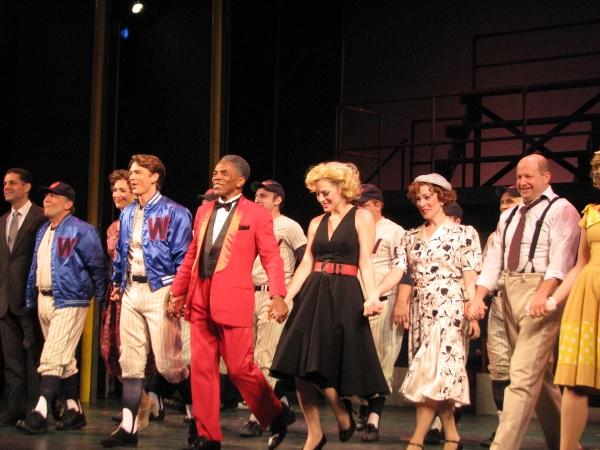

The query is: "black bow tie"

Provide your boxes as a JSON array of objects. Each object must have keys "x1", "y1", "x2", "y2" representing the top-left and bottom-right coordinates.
[{"x1": 214, "y1": 199, "x2": 238, "y2": 212}]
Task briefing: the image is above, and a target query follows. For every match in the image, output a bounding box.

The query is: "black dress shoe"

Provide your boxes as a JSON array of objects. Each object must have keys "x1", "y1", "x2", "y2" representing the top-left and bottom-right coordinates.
[
  {"x1": 100, "y1": 426, "x2": 138, "y2": 447},
  {"x1": 149, "y1": 402, "x2": 165, "y2": 421},
  {"x1": 188, "y1": 436, "x2": 221, "y2": 449},
  {"x1": 286, "y1": 406, "x2": 296, "y2": 426},
  {"x1": 16, "y1": 411, "x2": 48, "y2": 434},
  {"x1": 424, "y1": 427, "x2": 443, "y2": 444},
  {"x1": 55, "y1": 408, "x2": 87, "y2": 430},
  {"x1": 338, "y1": 399, "x2": 356, "y2": 442},
  {"x1": 268, "y1": 402, "x2": 290, "y2": 449},
  {"x1": 239, "y1": 420, "x2": 263, "y2": 437},
  {"x1": 362, "y1": 423, "x2": 379, "y2": 442},
  {"x1": 163, "y1": 396, "x2": 187, "y2": 414},
  {"x1": 219, "y1": 399, "x2": 238, "y2": 412},
  {"x1": 356, "y1": 404, "x2": 368, "y2": 431},
  {"x1": 445, "y1": 439, "x2": 463, "y2": 450},
  {"x1": 188, "y1": 418, "x2": 199, "y2": 446},
  {"x1": 0, "y1": 413, "x2": 26, "y2": 427}
]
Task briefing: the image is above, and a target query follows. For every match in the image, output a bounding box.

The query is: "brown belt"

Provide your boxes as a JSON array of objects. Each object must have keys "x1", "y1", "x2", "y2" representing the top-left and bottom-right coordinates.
[
  {"x1": 39, "y1": 289, "x2": 52, "y2": 296},
  {"x1": 314, "y1": 260, "x2": 358, "y2": 277}
]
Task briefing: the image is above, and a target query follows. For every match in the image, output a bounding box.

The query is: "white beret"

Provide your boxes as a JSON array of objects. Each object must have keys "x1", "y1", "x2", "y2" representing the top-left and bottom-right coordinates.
[{"x1": 414, "y1": 173, "x2": 452, "y2": 191}]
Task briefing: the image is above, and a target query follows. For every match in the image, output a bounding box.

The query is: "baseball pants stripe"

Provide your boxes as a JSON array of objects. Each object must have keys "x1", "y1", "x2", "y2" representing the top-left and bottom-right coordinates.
[{"x1": 37, "y1": 293, "x2": 88, "y2": 378}]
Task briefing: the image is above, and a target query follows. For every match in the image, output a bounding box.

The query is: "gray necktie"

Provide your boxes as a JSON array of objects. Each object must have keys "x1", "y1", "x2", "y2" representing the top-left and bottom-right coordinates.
[{"x1": 7, "y1": 211, "x2": 19, "y2": 252}]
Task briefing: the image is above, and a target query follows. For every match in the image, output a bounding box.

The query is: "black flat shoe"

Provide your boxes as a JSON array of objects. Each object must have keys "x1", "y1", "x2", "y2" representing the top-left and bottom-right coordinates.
[
  {"x1": 313, "y1": 433, "x2": 327, "y2": 449},
  {"x1": 338, "y1": 399, "x2": 356, "y2": 442}
]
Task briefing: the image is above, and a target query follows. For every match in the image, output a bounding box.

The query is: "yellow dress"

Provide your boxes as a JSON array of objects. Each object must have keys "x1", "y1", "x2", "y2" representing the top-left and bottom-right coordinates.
[{"x1": 555, "y1": 204, "x2": 600, "y2": 388}]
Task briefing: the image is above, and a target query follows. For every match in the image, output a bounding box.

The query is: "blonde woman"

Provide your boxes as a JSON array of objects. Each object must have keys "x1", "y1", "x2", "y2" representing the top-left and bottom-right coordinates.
[
  {"x1": 538, "y1": 153, "x2": 600, "y2": 450},
  {"x1": 271, "y1": 162, "x2": 389, "y2": 450}
]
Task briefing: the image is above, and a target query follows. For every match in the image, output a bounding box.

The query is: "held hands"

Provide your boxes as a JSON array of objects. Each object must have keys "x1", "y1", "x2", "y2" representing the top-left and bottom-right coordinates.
[
  {"x1": 526, "y1": 295, "x2": 556, "y2": 318},
  {"x1": 468, "y1": 320, "x2": 481, "y2": 340},
  {"x1": 167, "y1": 293, "x2": 186, "y2": 320},
  {"x1": 363, "y1": 295, "x2": 384, "y2": 317},
  {"x1": 465, "y1": 299, "x2": 487, "y2": 321},
  {"x1": 268, "y1": 295, "x2": 289, "y2": 323},
  {"x1": 110, "y1": 286, "x2": 123, "y2": 302}
]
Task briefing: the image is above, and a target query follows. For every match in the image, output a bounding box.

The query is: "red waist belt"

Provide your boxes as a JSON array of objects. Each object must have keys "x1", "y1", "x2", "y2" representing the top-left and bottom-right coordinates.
[{"x1": 314, "y1": 260, "x2": 358, "y2": 276}]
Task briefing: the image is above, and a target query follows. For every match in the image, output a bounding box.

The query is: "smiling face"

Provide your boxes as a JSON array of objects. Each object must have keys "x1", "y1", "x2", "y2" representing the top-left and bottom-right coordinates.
[
  {"x1": 43, "y1": 192, "x2": 72, "y2": 221},
  {"x1": 315, "y1": 179, "x2": 345, "y2": 212},
  {"x1": 254, "y1": 188, "x2": 280, "y2": 212},
  {"x1": 3, "y1": 172, "x2": 30, "y2": 207},
  {"x1": 112, "y1": 178, "x2": 135, "y2": 211},
  {"x1": 212, "y1": 161, "x2": 244, "y2": 200},
  {"x1": 516, "y1": 156, "x2": 550, "y2": 204},
  {"x1": 414, "y1": 184, "x2": 445, "y2": 221},
  {"x1": 129, "y1": 162, "x2": 159, "y2": 201}
]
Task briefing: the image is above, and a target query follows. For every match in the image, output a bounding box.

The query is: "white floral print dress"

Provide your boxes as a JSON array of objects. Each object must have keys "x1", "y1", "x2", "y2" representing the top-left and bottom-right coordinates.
[{"x1": 394, "y1": 219, "x2": 481, "y2": 406}]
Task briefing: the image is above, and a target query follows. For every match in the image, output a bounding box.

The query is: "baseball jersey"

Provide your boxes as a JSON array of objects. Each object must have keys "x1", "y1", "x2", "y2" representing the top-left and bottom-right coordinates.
[
  {"x1": 359, "y1": 217, "x2": 405, "y2": 297},
  {"x1": 252, "y1": 215, "x2": 306, "y2": 286}
]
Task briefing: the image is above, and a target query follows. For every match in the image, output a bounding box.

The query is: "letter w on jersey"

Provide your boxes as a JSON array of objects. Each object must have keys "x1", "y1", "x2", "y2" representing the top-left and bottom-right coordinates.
[
  {"x1": 148, "y1": 216, "x2": 170, "y2": 241},
  {"x1": 58, "y1": 237, "x2": 78, "y2": 258}
]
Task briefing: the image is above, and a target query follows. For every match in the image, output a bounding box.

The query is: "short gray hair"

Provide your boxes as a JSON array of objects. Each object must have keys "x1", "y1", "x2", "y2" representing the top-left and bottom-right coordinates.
[{"x1": 220, "y1": 155, "x2": 250, "y2": 180}]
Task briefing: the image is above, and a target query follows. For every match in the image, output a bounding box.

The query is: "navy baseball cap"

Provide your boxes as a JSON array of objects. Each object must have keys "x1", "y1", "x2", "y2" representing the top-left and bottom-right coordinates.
[
  {"x1": 39, "y1": 181, "x2": 76, "y2": 203},
  {"x1": 354, "y1": 184, "x2": 384, "y2": 203},
  {"x1": 251, "y1": 180, "x2": 285, "y2": 202},
  {"x1": 197, "y1": 188, "x2": 218, "y2": 202},
  {"x1": 445, "y1": 202, "x2": 463, "y2": 219},
  {"x1": 496, "y1": 185, "x2": 520, "y2": 198}
]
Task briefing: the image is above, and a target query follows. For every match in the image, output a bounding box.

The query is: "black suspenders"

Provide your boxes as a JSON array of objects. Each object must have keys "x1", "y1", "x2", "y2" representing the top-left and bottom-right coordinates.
[{"x1": 502, "y1": 196, "x2": 561, "y2": 273}]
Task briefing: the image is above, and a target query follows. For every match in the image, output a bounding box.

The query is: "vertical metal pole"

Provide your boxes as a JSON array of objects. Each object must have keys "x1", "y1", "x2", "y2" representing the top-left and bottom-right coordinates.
[
  {"x1": 431, "y1": 96, "x2": 436, "y2": 172},
  {"x1": 522, "y1": 88, "x2": 528, "y2": 155},
  {"x1": 378, "y1": 114, "x2": 382, "y2": 186},
  {"x1": 209, "y1": 0, "x2": 223, "y2": 177},
  {"x1": 82, "y1": 0, "x2": 107, "y2": 403}
]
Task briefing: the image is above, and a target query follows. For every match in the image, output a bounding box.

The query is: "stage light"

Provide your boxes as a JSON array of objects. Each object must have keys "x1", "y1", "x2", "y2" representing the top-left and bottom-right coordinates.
[
  {"x1": 121, "y1": 27, "x2": 129, "y2": 39},
  {"x1": 131, "y1": 2, "x2": 144, "y2": 14}
]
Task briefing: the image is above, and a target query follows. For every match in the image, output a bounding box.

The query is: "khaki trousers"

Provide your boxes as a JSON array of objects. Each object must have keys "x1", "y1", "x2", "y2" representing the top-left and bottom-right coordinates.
[{"x1": 491, "y1": 272, "x2": 563, "y2": 450}]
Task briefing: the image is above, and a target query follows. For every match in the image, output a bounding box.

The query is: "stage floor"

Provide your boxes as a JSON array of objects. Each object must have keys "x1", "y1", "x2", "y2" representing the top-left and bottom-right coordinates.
[{"x1": 1, "y1": 398, "x2": 599, "y2": 449}]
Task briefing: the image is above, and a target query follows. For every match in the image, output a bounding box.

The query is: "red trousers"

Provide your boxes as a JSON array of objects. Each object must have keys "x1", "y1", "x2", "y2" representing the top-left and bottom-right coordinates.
[{"x1": 189, "y1": 277, "x2": 282, "y2": 441}]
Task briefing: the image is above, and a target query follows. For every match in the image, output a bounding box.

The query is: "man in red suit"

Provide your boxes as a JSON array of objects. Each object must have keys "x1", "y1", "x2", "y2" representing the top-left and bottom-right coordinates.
[{"x1": 170, "y1": 155, "x2": 290, "y2": 450}]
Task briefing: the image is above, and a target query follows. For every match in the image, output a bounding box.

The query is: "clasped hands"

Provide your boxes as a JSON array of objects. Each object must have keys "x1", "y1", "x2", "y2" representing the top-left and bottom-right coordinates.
[
  {"x1": 268, "y1": 295, "x2": 289, "y2": 323},
  {"x1": 363, "y1": 295, "x2": 384, "y2": 317},
  {"x1": 167, "y1": 293, "x2": 186, "y2": 320}
]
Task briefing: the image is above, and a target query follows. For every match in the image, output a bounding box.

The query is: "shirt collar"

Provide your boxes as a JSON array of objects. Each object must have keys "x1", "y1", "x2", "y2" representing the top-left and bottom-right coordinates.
[{"x1": 12, "y1": 200, "x2": 32, "y2": 217}]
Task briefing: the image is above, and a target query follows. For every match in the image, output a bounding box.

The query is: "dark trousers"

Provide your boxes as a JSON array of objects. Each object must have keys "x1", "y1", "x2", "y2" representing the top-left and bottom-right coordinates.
[{"x1": 0, "y1": 309, "x2": 43, "y2": 416}]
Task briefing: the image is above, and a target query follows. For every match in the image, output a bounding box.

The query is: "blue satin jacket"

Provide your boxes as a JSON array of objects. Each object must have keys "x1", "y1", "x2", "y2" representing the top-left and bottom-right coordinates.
[
  {"x1": 26, "y1": 214, "x2": 109, "y2": 309},
  {"x1": 112, "y1": 192, "x2": 192, "y2": 292}
]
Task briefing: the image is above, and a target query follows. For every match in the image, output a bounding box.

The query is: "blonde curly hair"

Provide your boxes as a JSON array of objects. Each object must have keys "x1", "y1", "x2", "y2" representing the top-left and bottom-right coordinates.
[
  {"x1": 591, "y1": 152, "x2": 600, "y2": 189},
  {"x1": 305, "y1": 161, "x2": 361, "y2": 202}
]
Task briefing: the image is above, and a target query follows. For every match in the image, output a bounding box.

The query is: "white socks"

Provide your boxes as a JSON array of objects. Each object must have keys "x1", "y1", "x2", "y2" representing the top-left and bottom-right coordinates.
[
  {"x1": 367, "y1": 412, "x2": 380, "y2": 428},
  {"x1": 122, "y1": 408, "x2": 138, "y2": 434},
  {"x1": 66, "y1": 399, "x2": 80, "y2": 412},
  {"x1": 430, "y1": 415, "x2": 442, "y2": 431},
  {"x1": 186, "y1": 404, "x2": 194, "y2": 419},
  {"x1": 34, "y1": 396, "x2": 48, "y2": 418}
]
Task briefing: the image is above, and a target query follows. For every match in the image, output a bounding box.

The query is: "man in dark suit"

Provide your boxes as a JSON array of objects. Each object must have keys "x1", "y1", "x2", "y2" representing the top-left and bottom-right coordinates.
[
  {"x1": 170, "y1": 155, "x2": 290, "y2": 450},
  {"x1": 0, "y1": 168, "x2": 46, "y2": 426}
]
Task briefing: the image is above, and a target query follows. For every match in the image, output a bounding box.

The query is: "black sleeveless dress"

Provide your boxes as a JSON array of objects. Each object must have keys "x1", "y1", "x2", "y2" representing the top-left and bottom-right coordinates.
[{"x1": 270, "y1": 207, "x2": 389, "y2": 397}]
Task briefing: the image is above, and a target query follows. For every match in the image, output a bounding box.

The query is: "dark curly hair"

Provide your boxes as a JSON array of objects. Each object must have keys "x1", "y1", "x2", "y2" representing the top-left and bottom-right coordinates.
[{"x1": 407, "y1": 181, "x2": 457, "y2": 206}]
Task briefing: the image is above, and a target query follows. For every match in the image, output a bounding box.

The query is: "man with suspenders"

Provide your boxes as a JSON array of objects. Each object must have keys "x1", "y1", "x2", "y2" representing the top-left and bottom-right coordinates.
[{"x1": 469, "y1": 154, "x2": 580, "y2": 450}]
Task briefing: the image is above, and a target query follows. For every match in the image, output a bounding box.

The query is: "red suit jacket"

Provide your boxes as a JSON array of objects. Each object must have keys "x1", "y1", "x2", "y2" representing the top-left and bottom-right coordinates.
[{"x1": 171, "y1": 195, "x2": 286, "y2": 328}]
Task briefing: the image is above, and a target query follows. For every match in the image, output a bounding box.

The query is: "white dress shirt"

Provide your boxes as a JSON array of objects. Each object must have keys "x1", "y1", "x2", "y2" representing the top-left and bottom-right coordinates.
[
  {"x1": 476, "y1": 185, "x2": 581, "y2": 292},
  {"x1": 212, "y1": 194, "x2": 241, "y2": 243}
]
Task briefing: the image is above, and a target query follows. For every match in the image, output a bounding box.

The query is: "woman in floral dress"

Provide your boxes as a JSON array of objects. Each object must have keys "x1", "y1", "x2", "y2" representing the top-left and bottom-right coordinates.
[{"x1": 368, "y1": 173, "x2": 481, "y2": 450}]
